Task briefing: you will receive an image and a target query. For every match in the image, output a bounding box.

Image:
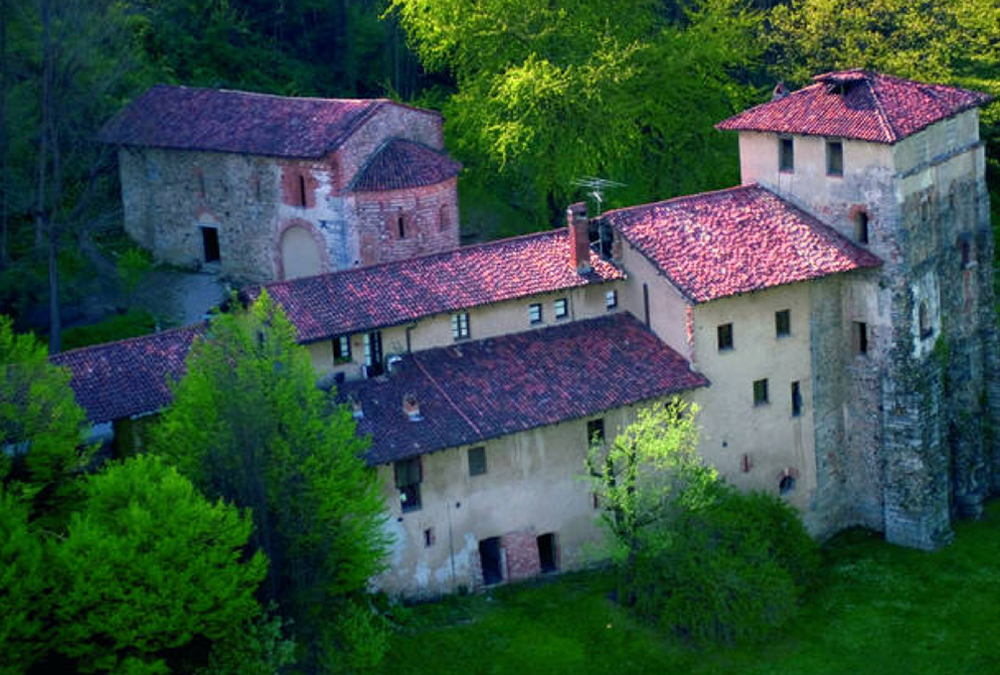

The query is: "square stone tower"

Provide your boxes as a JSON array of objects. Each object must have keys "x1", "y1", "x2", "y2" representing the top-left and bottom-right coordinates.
[{"x1": 719, "y1": 70, "x2": 998, "y2": 548}]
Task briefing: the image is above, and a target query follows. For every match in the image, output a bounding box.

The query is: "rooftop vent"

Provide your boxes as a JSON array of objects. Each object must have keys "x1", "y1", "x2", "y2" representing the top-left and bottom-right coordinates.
[
  {"x1": 403, "y1": 393, "x2": 423, "y2": 422},
  {"x1": 348, "y1": 394, "x2": 364, "y2": 420}
]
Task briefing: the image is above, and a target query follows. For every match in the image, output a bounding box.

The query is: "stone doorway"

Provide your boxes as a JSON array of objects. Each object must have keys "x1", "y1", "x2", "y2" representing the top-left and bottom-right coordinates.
[{"x1": 478, "y1": 537, "x2": 504, "y2": 586}]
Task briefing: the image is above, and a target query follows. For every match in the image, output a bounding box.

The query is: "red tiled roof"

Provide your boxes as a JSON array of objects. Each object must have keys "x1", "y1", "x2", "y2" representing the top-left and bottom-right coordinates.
[
  {"x1": 339, "y1": 314, "x2": 708, "y2": 465},
  {"x1": 262, "y1": 229, "x2": 623, "y2": 342},
  {"x1": 97, "y1": 85, "x2": 438, "y2": 158},
  {"x1": 604, "y1": 184, "x2": 881, "y2": 303},
  {"x1": 351, "y1": 138, "x2": 461, "y2": 192},
  {"x1": 50, "y1": 325, "x2": 205, "y2": 424},
  {"x1": 717, "y1": 70, "x2": 992, "y2": 144}
]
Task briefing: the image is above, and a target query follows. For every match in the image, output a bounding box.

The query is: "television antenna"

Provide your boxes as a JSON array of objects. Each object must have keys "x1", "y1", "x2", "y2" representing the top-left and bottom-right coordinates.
[{"x1": 571, "y1": 176, "x2": 625, "y2": 216}]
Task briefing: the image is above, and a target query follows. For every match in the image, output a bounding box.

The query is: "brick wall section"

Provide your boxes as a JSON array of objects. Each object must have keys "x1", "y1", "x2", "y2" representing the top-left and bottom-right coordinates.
[
  {"x1": 353, "y1": 178, "x2": 460, "y2": 265},
  {"x1": 501, "y1": 530, "x2": 541, "y2": 583}
]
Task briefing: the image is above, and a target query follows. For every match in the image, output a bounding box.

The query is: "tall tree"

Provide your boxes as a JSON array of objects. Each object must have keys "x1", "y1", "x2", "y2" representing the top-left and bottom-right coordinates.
[
  {"x1": 391, "y1": 0, "x2": 762, "y2": 226},
  {"x1": 152, "y1": 291, "x2": 390, "y2": 671}
]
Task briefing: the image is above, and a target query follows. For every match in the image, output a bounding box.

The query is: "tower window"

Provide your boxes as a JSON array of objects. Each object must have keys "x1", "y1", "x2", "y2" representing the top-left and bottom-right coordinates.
[
  {"x1": 854, "y1": 211, "x2": 869, "y2": 244},
  {"x1": 826, "y1": 140, "x2": 844, "y2": 176},
  {"x1": 919, "y1": 302, "x2": 933, "y2": 339},
  {"x1": 778, "y1": 137, "x2": 794, "y2": 173},
  {"x1": 397, "y1": 213, "x2": 407, "y2": 239},
  {"x1": 791, "y1": 381, "x2": 802, "y2": 417},
  {"x1": 852, "y1": 321, "x2": 868, "y2": 355},
  {"x1": 298, "y1": 174, "x2": 307, "y2": 206}
]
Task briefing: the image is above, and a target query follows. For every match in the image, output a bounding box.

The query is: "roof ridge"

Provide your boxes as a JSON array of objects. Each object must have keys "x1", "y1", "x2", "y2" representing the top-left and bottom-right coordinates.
[
  {"x1": 148, "y1": 83, "x2": 385, "y2": 106},
  {"x1": 600, "y1": 183, "x2": 759, "y2": 218},
  {"x1": 865, "y1": 76, "x2": 901, "y2": 143},
  {"x1": 412, "y1": 353, "x2": 483, "y2": 438},
  {"x1": 51, "y1": 323, "x2": 202, "y2": 360}
]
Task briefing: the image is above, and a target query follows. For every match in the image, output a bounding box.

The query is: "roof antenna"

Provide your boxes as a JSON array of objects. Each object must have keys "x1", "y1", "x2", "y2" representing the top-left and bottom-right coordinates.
[{"x1": 570, "y1": 176, "x2": 625, "y2": 217}]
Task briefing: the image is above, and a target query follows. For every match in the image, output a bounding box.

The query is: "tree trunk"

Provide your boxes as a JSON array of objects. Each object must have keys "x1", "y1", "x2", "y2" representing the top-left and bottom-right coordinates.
[
  {"x1": 0, "y1": 0, "x2": 9, "y2": 268},
  {"x1": 35, "y1": 0, "x2": 52, "y2": 250},
  {"x1": 47, "y1": 220, "x2": 60, "y2": 353}
]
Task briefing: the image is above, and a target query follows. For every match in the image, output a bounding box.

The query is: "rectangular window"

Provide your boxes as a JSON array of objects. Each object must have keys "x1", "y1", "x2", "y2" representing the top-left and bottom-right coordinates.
[
  {"x1": 775, "y1": 310, "x2": 791, "y2": 338},
  {"x1": 394, "y1": 457, "x2": 422, "y2": 512},
  {"x1": 779, "y1": 137, "x2": 794, "y2": 173},
  {"x1": 529, "y1": 303, "x2": 543, "y2": 325},
  {"x1": 853, "y1": 321, "x2": 868, "y2": 355},
  {"x1": 333, "y1": 335, "x2": 351, "y2": 364},
  {"x1": 468, "y1": 446, "x2": 487, "y2": 476},
  {"x1": 791, "y1": 381, "x2": 802, "y2": 417},
  {"x1": 587, "y1": 418, "x2": 605, "y2": 446},
  {"x1": 554, "y1": 298, "x2": 569, "y2": 319},
  {"x1": 717, "y1": 323, "x2": 734, "y2": 351},
  {"x1": 363, "y1": 331, "x2": 383, "y2": 376},
  {"x1": 753, "y1": 378, "x2": 769, "y2": 406},
  {"x1": 605, "y1": 289, "x2": 618, "y2": 310},
  {"x1": 826, "y1": 140, "x2": 844, "y2": 176},
  {"x1": 451, "y1": 312, "x2": 470, "y2": 340}
]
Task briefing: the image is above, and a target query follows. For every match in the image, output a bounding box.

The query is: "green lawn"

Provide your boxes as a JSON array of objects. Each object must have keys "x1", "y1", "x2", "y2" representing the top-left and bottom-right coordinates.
[{"x1": 377, "y1": 501, "x2": 1000, "y2": 675}]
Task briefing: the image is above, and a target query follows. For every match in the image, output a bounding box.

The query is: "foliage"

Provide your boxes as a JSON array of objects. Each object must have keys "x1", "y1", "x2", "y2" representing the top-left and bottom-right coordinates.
[
  {"x1": 61, "y1": 308, "x2": 158, "y2": 350},
  {"x1": 0, "y1": 314, "x2": 91, "y2": 523},
  {"x1": 0, "y1": 487, "x2": 50, "y2": 675},
  {"x1": 151, "y1": 290, "x2": 390, "y2": 671},
  {"x1": 392, "y1": 0, "x2": 762, "y2": 226},
  {"x1": 196, "y1": 608, "x2": 296, "y2": 675},
  {"x1": 116, "y1": 245, "x2": 154, "y2": 293},
  {"x1": 588, "y1": 399, "x2": 817, "y2": 644},
  {"x1": 52, "y1": 454, "x2": 267, "y2": 675}
]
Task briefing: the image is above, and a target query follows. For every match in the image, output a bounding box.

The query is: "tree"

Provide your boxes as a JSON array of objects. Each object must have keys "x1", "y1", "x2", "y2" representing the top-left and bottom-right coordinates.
[
  {"x1": 151, "y1": 291, "x2": 390, "y2": 671},
  {"x1": 391, "y1": 0, "x2": 762, "y2": 226},
  {"x1": 588, "y1": 399, "x2": 818, "y2": 644},
  {"x1": 0, "y1": 314, "x2": 92, "y2": 524},
  {"x1": 51, "y1": 454, "x2": 268, "y2": 675}
]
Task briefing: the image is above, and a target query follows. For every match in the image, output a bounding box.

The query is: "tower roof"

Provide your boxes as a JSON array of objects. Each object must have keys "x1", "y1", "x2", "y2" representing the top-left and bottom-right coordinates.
[{"x1": 717, "y1": 70, "x2": 992, "y2": 144}]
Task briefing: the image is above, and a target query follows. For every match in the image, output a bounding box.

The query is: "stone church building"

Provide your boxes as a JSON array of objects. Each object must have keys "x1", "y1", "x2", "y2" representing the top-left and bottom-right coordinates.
[
  {"x1": 58, "y1": 71, "x2": 999, "y2": 596},
  {"x1": 98, "y1": 85, "x2": 462, "y2": 283}
]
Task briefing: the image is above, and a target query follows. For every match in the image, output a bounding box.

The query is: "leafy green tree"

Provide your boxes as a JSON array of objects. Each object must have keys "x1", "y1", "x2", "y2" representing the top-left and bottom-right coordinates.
[
  {"x1": 152, "y1": 291, "x2": 390, "y2": 670},
  {"x1": 588, "y1": 399, "x2": 818, "y2": 644},
  {"x1": 52, "y1": 454, "x2": 267, "y2": 675},
  {"x1": 0, "y1": 487, "x2": 50, "y2": 675},
  {"x1": 392, "y1": 0, "x2": 761, "y2": 226},
  {"x1": 0, "y1": 314, "x2": 91, "y2": 524}
]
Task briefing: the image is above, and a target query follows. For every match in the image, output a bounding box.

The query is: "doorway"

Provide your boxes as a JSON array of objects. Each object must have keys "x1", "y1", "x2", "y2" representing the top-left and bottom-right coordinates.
[
  {"x1": 537, "y1": 533, "x2": 558, "y2": 573},
  {"x1": 478, "y1": 537, "x2": 504, "y2": 586},
  {"x1": 201, "y1": 226, "x2": 220, "y2": 263}
]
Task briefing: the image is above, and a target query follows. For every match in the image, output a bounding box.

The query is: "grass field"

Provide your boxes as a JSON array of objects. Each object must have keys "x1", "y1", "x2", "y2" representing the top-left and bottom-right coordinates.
[{"x1": 377, "y1": 501, "x2": 1000, "y2": 675}]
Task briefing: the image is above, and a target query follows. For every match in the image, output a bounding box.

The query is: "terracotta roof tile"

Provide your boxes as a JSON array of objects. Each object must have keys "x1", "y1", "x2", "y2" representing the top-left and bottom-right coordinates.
[
  {"x1": 717, "y1": 70, "x2": 991, "y2": 144},
  {"x1": 50, "y1": 325, "x2": 205, "y2": 424},
  {"x1": 262, "y1": 229, "x2": 624, "y2": 342},
  {"x1": 97, "y1": 85, "x2": 438, "y2": 158},
  {"x1": 339, "y1": 314, "x2": 708, "y2": 465},
  {"x1": 351, "y1": 138, "x2": 461, "y2": 192},
  {"x1": 604, "y1": 184, "x2": 881, "y2": 303}
]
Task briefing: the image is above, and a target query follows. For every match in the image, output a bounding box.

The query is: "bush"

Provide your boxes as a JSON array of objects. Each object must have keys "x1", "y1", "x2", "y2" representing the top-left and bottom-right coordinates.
[
  {"x1": 622, "y1": 484, "x2": 819, "y2": 645},
  {"x1": 61, "y1": 309, "x2": 157, "y2": 350},
  {"x1": 117, "y1": 246, "x2": 153, "y2": 293}
]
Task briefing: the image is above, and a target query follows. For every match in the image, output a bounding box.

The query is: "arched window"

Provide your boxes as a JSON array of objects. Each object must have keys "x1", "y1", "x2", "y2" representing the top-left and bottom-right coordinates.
[
  {"x1": 854, "y1": 211, "x2": 869, "y2": 244},
  {"x1": 919, "y1": 301, "x2": 933, "y2": 339},
  {"x1": 298, "y1": 175, "x2": 307, "y2": 207}
]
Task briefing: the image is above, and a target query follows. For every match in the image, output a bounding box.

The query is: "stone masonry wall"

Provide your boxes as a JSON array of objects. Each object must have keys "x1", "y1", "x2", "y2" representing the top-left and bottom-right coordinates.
[{"x1": 502, "y1": 530, "x2": 542, "y2": 583}]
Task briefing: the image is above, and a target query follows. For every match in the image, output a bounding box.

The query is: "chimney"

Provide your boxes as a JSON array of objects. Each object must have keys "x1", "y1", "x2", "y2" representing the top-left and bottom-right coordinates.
[
  {"x1": 772, "y1": 81, "x2": 789, "y2": 101},
  {"x1": 348, "y1": 394, "x2": 364, "y2": 420},
  {"x1": 403, "y1": 393, "x2": 423, "y2": 422},
  {"x1": 567, "y1": 201, "x2": 591, "y2": 274}
]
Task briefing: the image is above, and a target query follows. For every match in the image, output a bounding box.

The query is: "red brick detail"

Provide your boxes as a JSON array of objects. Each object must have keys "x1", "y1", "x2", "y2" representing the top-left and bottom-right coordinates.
[
  {"x1": 273, "y1": 218, "x2": 331, "y2": 281},
  {"x1": 567, "y1": 202, "x2": 591, "y2": 274},
  {"x1": 501, "y1": 530, "x2": 540, "y2": 582},
  {"x1": 280, "y1": 164, "x2": 319, "y2": 208}
]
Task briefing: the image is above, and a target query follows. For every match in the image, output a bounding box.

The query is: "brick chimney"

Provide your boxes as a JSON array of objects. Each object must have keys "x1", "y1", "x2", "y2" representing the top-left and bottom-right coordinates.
[{"x1": 567, "y1": 201, "x2": 591, "y2": 274}]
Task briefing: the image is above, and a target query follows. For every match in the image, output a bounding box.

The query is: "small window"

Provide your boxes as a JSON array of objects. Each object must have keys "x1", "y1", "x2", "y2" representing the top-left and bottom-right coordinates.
[
  {"x1": 333, "y1": 335, "x2": 352, "y2": 364},
  {"x1": 855, "y1": 211, "x2": 870, "y2": 244},
  {"x1": 717, "y1": 323, "x2": 734, "y2": 351},
  {"x1": 394, "y1": 457, "x2": 422, "y2": 513},
  {"x1": 424, "y1": 528, "x2": 435, "y2": 547},
  {"x1": 753, "y1": 378, "x2": 769, "y2": 406},
  {"x1": 397, "y1": 212, "x2": 407, "y2": 238},
  {"x1": 587, "y1": 418, "x2": 605, "y2": 446},
  {"x1": 439, "y1": 204, "x2": 450, "y2": 232},
  {"x1": 298, "y1": 174, "x2": 307, "y2": 206},
  {"x1": 779, "y1": 137, "x2": 794, "y2": 173},
  {"x1": 554, "y1": 298, "x2": 569, "y2": 319},
  {"x1": 529, "y1": 303, "x2": 543, "y2": 325},
  {"x1": 852, "y1": 321, "x2": 868, "y2": 355},
  {"x1": 605, "y1": 289, "x2": 618, "y2": 310},
  {"x1": 451, "y1": 312, "x2": 470, "y2": 340},
  {"x1": 791, "y1": 381, "x2": 802, "y2": 417},
  {"x1": 775, "y1": 310, "x2": 791, "y2": 338},
  {"x1": 919, "y1": 302, "x2": 933, "y2": 339},
  {"x1": 468, "y1": 446, "x2": 487, "y2": 476},
  {"x1": 779, "y1": 474, "x2": 796, "y2": 496},
  {"x1": 826, "y1": 140, "x2": 843, "y2": 176}
]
